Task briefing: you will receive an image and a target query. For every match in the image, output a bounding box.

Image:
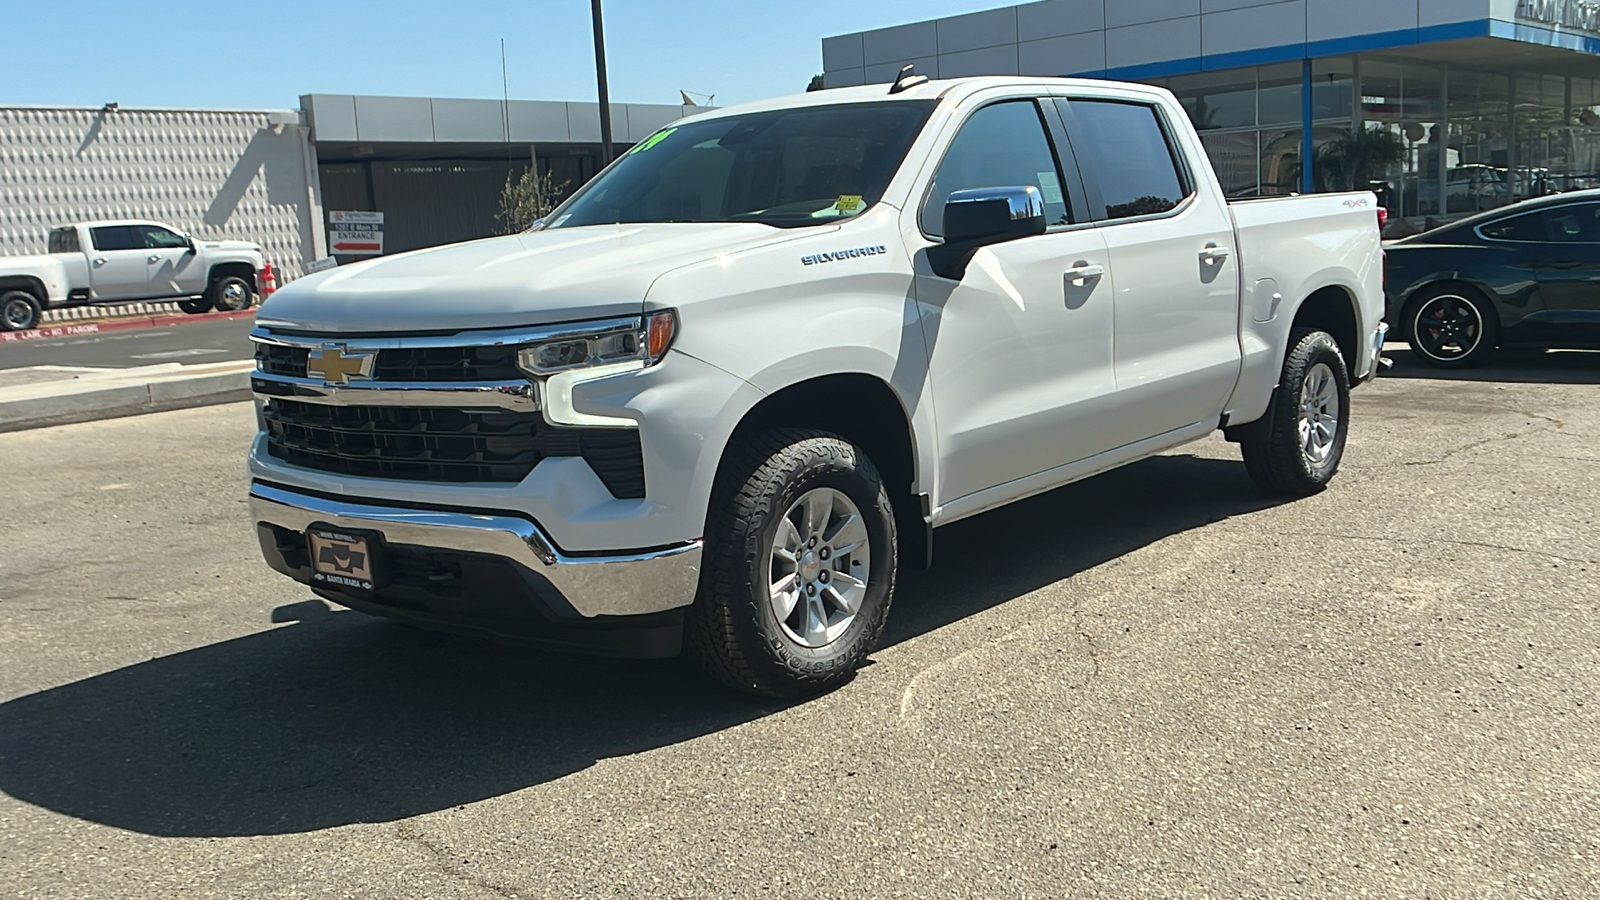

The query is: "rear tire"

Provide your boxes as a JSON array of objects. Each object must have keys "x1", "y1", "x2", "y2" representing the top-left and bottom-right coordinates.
[
  {"x1": 686, "y1": 429, "x2": 897, "y2": 698},
  {"x1": 177, "y1": 297, "x2": 213, "y2": 315},
  {"x1": 208, "y1": 275, "x2": 254, "y2": 312},
  {"x1": 0, "y1": 290, "x2": 42, "y2": 331},
  {"x1": 1239, "y1": 329, "x2": 1351, "y2": 496},
  {"x1": 1403, "y1": 285, "x2": 1498, "y2": 368}
]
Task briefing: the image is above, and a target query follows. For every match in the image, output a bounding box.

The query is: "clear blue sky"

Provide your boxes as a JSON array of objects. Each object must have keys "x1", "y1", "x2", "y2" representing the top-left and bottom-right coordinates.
[{"x1": 2, "y1": 1, "x2": 1000, "y2": 110}]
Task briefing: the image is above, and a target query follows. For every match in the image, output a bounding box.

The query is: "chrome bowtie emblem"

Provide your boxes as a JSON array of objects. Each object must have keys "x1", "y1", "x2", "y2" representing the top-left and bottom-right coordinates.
[{"x1": 306, "y1": 345, "x2": 376, "y2": 386}]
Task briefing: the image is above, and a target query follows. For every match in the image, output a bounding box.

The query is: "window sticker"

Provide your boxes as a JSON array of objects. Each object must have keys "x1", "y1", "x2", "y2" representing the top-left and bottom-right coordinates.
[
  {"x1": 1036, "y1": 172, "x2": 1065, "y2": 206},
  {"x1": 834, "y1": 194, "x2": 864, "y2": 214},
  {"x1": 627, "y1": 127, "x2": 678, "y2": 155}
]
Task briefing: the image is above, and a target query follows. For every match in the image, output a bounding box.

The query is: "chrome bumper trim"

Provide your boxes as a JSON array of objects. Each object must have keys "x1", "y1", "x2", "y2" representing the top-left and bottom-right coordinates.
[
  {"x1": 251, "y1": 371, "x2": 540, "y2": 411},
  {"x1": 249, "y1": 318, "x2": 641, "y2": 351},
  {"x1": 249, "y1": 482, "x2": 701, "y2": 618},
  {"x1": 1362, "y1": 321, "x2": 1390, "y2": 384}
]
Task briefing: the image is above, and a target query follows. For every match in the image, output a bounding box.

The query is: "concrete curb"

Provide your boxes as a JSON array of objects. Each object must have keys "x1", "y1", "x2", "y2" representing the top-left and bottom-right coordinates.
[
  {"x1": 0, "y1": 308, "x2": 256, "y2": 344},
  {"x1": 0, "y1": 362, "x2": 255, "y2": 433},
  {"x1": 42, "y1": 300, "x2": 183, "y2": 324}
]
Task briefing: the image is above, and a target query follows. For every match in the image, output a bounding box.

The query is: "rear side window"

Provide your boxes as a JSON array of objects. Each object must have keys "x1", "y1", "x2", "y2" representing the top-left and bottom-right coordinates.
[
  {"x1": 1063, "y1": 99, "x2": 1190, "y2": 221},
  {"x1": 47, "y1": 228, "x2": 80, "y2": 253},
  {"x1": 920, "y1": 100, "x2": 1072, "y2": 238},
  {"x1": 1478, "y1": 211, "x2": 1547, "y2": 242},
  {"x1": 90, "y1": 226, "x2": 140, "y2": 251}
]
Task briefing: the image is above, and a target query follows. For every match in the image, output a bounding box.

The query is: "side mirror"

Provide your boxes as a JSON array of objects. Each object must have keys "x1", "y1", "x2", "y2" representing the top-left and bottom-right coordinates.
[
  {"x1": 183, "y1": 233, "x2": 196, "y2": 255},
  {"x1": 928, "y1": 186, "x2": 1048, "y2": 280}
]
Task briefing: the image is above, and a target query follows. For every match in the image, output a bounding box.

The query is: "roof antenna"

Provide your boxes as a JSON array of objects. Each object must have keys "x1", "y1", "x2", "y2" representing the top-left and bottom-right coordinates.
[{"x1": 888, "y1": 64, "x2": 929, "y2": 95}]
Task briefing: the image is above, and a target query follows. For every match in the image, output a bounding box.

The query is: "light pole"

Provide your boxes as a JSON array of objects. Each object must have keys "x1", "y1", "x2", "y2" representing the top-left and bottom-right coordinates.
[{"x1": 591, "y1": 0, "x2": 613, "y2": 165}]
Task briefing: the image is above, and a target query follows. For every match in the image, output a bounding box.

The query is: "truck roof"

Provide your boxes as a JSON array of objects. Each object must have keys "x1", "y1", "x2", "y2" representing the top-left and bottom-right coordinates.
[
  {"x1": 58, "y1": 220, "x2": 176, "y2": 230},
  {"x1": 678, "y1": 76, "x2": 1169, "y2": 124}
]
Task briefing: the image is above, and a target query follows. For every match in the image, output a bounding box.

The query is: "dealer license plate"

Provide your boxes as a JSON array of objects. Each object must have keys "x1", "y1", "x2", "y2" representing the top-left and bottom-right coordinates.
[{"x1": 308, "y1": 527, "x2": 377, "y2": 591}]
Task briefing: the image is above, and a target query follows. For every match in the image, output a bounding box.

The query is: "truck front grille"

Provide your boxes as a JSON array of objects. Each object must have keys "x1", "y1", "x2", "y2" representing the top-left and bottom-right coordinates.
[
  {"x1": 262, "y1": 399, "x2": 647, "y2": 496},
  {"x1": 254, "y1": 344, "x2": 523, "y2": 383}
]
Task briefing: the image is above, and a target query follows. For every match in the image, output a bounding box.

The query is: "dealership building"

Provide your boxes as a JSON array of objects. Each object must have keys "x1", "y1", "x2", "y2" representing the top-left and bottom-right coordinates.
[
  {"x1": 0, "y1": 95, "x2": 695, "y2": 282},
  {"x1": 824, "y1": 0, "x2": 1600, "y2": 228}
]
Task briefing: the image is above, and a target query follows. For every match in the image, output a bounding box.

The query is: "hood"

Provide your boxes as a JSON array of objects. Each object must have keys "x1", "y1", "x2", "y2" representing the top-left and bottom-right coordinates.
[
  {"x1": 257, "y1": 223, "x2": 818, "y2": 333},
  {"x1": 198, "y1": 239, "x2": 262, "y2": 252}
]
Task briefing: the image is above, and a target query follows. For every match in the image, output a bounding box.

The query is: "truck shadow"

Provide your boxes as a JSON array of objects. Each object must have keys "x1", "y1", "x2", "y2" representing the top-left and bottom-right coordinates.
[{"x1": 0, "y1": 455, "x2": 1284, "y2": 837}]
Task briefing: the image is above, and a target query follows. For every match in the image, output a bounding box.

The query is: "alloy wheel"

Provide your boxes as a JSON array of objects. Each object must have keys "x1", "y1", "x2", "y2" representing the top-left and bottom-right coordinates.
[
  {"x1": 768, "y1": 487, "x2": 871, "y2": 649},
  {"x1": 1298, "y1": 361, "x2": 1341, "y2": 465},
  {"x1": 1412, "y1": 294, "x2": 1483, "y2": 362}
]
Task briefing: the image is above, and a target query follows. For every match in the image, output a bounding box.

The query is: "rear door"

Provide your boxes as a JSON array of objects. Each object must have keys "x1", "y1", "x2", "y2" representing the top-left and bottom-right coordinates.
[
  {"x1": 1056, "y1": 97, "x2": 1241, "y2": 448},
  {"x1": 86, "y1": 225, "x2": 149, "y2": 299},
  {"x1": 137, "y1": 224, "x2": 204, "y2": 297},
  {"x1": 910, "y1": 96, "x2": 1118, "y2": 504}
]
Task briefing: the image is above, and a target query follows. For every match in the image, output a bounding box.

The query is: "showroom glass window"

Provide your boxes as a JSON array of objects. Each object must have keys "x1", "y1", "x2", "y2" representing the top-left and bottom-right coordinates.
[{"x1": 920, "y1": 100, "x2": 1072, "y2": 237}]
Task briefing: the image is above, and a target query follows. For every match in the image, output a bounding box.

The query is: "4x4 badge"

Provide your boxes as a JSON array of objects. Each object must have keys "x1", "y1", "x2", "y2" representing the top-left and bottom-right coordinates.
[{"x1": 306, "y1": 345, "x2": 376, "y2": 386}]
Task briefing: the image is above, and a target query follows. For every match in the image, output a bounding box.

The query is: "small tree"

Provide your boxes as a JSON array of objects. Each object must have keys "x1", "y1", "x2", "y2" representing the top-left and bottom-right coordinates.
[
  {"x1": 807, "y1": 74, "x2": 825, "y2": 92},
  {"x1": 1316, "y1": 126, "x2": 1408, "y2": 193},
  {"x1": 497, "y1": 167, "x2": 570, "y2": 234}
]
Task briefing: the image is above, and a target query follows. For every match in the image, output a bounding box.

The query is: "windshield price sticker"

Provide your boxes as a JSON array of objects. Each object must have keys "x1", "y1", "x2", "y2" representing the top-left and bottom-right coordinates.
[
  {"x1": 628, "y1": 128, "x2": 678, "y2": 155},
  {"x1": 834, "y1": 195, "x2": 864, "y2": 214}
]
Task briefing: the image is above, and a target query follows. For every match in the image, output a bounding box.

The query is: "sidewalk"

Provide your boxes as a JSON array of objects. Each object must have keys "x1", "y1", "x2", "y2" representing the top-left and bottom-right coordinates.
[{"x1": 0, "y1": 360, "x2": 254, "y2": 432}]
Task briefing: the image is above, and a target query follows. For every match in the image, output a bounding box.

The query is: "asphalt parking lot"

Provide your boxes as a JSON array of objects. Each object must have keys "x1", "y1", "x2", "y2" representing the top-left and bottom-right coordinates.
[{"x1": 1, "y1": 349, "x2": 1597, "y2": 898}]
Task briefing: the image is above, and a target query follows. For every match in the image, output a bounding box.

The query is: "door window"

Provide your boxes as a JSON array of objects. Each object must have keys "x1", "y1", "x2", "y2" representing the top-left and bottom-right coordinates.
[
  {"x1": 1063, "y1": 100, "x2": 1191, "y2": 221},
  {"x1": 1543, "y1": 204, "x2": 1600, "y2": 243},
  {"x1": 90, "y1": 226, "x2": 140, "y2": 252},
  {"x1": 137, "y1": 225, "x2": 189, "y2": 249},
  {"x1": 920, "y1": 100, "x2": 1072, "y2": 238}
]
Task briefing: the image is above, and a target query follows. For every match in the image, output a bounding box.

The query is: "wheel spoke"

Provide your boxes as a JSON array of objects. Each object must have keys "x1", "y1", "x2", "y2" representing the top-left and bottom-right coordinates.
[
  {"x1": 823, "y1": 584, "x2": 860, "y2": 616},
  {"x1": 824, "y1": 513, "x2": 868, "y2": 556},
  {"x1": 771, "y1": 574, "x2": 800, "y2": 621},
  {"x1": 803, "y1": 593, "x2": 829, "y2": 645},
  {"x1": 773, "y1": 518, "x2": 801, "y2": 563},
  {"x1": 802, "y1": 492, "x2": 829, "y2": 542}
]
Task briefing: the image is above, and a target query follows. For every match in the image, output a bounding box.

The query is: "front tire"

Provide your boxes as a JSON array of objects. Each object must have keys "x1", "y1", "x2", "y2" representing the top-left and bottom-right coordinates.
[
  {"x1": 1239, "y1": 329, "x2": 1352, "y2": 496},
  {"x1": 0, "y1": 290, "x2": 42, "y2": 331},
  {"x1": 208, "y1": 275, "x2": 254, "y2": 312},
  {"x1": 687, "y1": 429, "x2": 897, "y2": 698}
]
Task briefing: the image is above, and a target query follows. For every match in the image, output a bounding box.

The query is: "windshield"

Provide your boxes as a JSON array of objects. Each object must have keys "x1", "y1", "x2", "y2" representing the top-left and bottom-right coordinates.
[{"x1": 545, "y1": 100, "x2": 936, "y2": 230}]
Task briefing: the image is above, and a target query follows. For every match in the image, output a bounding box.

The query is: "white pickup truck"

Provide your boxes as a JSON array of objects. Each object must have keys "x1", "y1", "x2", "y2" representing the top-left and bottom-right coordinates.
[
  {"x1": 248, "y1": 74, "x2": 1386, "y2": 697},
  {"x1": 0, "y1": 220, "x2": 266, "y2": 331}
]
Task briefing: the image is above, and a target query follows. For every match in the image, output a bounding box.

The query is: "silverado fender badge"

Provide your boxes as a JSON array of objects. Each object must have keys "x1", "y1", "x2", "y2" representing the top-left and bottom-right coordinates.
[{"x1": 801, "y1": 245, "x2": 889, "y2": 266}]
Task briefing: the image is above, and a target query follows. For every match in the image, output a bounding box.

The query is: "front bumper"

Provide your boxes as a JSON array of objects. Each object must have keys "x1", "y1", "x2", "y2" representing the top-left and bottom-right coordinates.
[{"x1": 250, "y1": 482, "x2": 702, "y2": 654}]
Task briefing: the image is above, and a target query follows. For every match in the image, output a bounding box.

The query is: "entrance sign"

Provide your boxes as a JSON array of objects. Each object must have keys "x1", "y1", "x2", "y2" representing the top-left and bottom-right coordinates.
[
  {"x1": 328, "y1": 210, "x2": 384, "y2": 255},
  {"x1": 1517, "y1": 0, "x2": 1600, "y2": 34}
]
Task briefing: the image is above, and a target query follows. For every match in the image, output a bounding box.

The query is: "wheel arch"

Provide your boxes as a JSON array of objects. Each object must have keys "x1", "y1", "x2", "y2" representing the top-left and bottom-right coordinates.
[
  {"x1": 206, "y1": 261, "x2": 258, "y2": 292},
  {"x1": 0, "y1": 276, "x2": 48, "y2": 305},
  {"x1": 1287, "y1": 284, "x2": 1361, "y2": 376},
  {"x1": 719, "y1": 372, "x2": 931, "y2": 569}
]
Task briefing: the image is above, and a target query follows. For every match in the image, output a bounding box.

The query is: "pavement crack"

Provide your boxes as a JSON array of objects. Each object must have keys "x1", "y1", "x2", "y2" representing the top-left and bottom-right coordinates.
[
  {"x1": 1296, "y1": 531, "x2": 1597, "y2": 567},
  {"x1": 394, "y1": 820, "x2": 521, "y2": 898},
  {"x1": 1400, "y1": 425, "x2": 1546, "y2": 467}
]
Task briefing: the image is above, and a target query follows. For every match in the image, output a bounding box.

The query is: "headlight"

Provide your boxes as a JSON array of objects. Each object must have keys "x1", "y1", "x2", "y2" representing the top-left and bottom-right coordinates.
[{"x1": 516, "y1": 310, "x2": 677, "y2": 377}]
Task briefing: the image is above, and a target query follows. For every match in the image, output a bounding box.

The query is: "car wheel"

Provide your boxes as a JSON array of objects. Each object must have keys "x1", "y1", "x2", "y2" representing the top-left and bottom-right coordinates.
[
  {"x1": 0, "y1": 290, "x2": 42, "y2": 331},
  {"x1": 177, "y1": 297, "x2": 214, "y2": 315},
  {"x1": 1405, "y1": 286, "x2": 1498, "y2": 368},
  {"x1": 687, "y1": 429, "x2": 897, "y2": 698},
  {"x1": 208, "y1": 275, "x2": 254, "y2": 312},
  {"x1": 1239, "y1": 328, "x2": 1351, "y2": 497}
]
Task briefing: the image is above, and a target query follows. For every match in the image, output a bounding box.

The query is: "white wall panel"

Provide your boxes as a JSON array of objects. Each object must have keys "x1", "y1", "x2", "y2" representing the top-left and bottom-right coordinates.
[
  {"x1": 823, "y1": 33, "x2": 866, "y2": 70},
  {"x1": 938, "y1": 44, "x2": 1022, "y2": 78},
  {"x1": 863, "y1": 21, "x2": 939, "y2": 65},
  {"x1": 938, "y1": 7, "x2": 1019, "y2": 53},
  {"x1": 1202, "y1": 1, "x2": 1307, "y2": 55},
  {"x1": 1107, "y1": 0, "x2": 1201, "y2": 28},
  {"x1": 1106, "y1": 17, "x2": 1202, "y2": 68},
  {"x1": 1307, "y1": 0, "x2": 1418, "y2": 41},
  {"x1": 0, "y1": 107, "x2": 316, "y2": 278},
  {"x1": 1420, "y1": 0, "x2": 1492, "y2": 27},
  {"x1": 1020, "y1": 30, "x2": 1106, "y2": 74},
  {"x1": 1018, "y1": 0, "x2": 1106, "y2": 37}
]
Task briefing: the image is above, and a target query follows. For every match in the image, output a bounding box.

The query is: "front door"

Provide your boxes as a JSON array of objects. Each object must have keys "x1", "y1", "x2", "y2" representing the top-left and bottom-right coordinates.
[
  {"x1": 1058, "y1": 98, "x2": 1242, "y2": 448},
  {"x1": 1531, "y1": 202, "x2": 1600, "y2": 338},
  {"x1": 87, "y1": 225, "x2": 150, "y2": 300},
  {"x1": 911, "y1": 97, "x2": 1119, "y2": 504},
  {"x1": 137, "y1": 224, "x2": 204, "y2": 298}
]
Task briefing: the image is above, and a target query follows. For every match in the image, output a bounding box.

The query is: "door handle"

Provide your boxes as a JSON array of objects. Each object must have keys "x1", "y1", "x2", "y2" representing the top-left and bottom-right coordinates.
[
  {"x1": 147, "y1": 255, "x2": 162, "y2": 263},
  {"x1": 1064, "y1": 264, "x2": 1105, "y2": 286},
  {"x1": 92, "y1": 257, "x2": 107, "y2": 267},
  {"x1": 1201, "y1": 245, "x2": 1231, "y2": 263}
]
